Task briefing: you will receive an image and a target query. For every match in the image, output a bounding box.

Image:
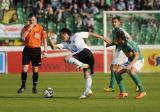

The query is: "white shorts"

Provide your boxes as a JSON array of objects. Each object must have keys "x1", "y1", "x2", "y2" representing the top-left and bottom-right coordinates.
[
  {"x1": 122, "y1": 58, "x2": 144, "y2": 71},
  {"x1": 112, "y1": 49, "x2": 128, "y2": 65}
]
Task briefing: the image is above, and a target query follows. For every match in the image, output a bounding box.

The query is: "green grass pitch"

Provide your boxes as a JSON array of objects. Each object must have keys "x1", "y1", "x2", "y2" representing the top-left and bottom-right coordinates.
[{"x1": 0, "y1": 73, "x2": 160, "y2": 112}]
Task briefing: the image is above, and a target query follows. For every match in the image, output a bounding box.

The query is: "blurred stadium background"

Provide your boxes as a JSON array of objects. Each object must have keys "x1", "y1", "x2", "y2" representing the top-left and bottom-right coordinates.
[
  {"x1": 0, "y1": 0, "x2": 160, "y2": 46},
  {"x1": 0, "y1": 1, "x2": 160, "y2": 112}
]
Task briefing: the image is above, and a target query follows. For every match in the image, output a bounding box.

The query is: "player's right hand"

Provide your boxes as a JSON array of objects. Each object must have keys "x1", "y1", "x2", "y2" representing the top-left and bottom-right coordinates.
[{"x1": 42, "y1": 52, "x2": 47, "y2": 58}]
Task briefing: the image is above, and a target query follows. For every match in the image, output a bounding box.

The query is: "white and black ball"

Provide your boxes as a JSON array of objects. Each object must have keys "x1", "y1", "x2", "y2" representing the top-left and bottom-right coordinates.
[{"x1": 43, "y1": 87, "x2": 55, "y2": 98}]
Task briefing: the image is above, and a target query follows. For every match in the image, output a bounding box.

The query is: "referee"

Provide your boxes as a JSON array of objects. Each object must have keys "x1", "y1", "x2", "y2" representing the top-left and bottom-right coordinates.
[{"x1": 17, "y1": 14, "x2": 47, "y2": 93}]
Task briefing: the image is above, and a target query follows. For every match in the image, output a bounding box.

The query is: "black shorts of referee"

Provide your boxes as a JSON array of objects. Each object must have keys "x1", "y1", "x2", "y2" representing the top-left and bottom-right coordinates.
[
  {"x1": 73, "y1": 48, "x2": 95, "y2": 74},
  {"x1": 22, "y1": 46, "x2": 41, "y2": 66}
]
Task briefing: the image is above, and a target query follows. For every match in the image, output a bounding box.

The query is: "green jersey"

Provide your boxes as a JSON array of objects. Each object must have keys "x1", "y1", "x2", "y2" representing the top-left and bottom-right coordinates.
[
  {"x1": 111, "y1": 27, "x2": 130, "y2": 50},
  {"x1": 118, "y1": 40, "x2": 143, "y2": 61}
]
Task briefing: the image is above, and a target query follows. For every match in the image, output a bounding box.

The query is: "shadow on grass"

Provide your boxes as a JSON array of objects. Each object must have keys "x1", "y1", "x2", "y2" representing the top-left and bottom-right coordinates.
[
  {"x1": 0, "y1": 96, "x2": 119, "y2": 100},
  {"x1": 0, "y1": 95, "x2": 43, "y2": 99},
  {"x1": 0, "y1": 95, "x2": 79, "y2": 99}
]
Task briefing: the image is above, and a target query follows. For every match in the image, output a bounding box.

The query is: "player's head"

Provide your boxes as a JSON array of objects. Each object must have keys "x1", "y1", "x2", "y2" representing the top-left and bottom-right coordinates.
[
  {"x1": 112, "y1": 16, "x2": 121, "y2": 28},
  {"x1": 115, "y1": 30, "x2": 126, "y2": 45},
  {"x1": 28, "y1": 13, "x2": 37, "y2": 24},
  {"x1": 59, "y1": 28, "x2": 71, "y2": 42}
]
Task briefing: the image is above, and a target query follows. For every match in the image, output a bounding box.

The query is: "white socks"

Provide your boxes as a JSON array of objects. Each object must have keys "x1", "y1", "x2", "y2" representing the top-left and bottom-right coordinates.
[
  {"x1": 65, "y1": 56, "x2": 92, "y2": 94},
  {"x1": 85, "y1": 74, "x2": 92, "y2": 92},
  {"x1": 65, "y1": 56, "x2": 84, "y2": 66}
]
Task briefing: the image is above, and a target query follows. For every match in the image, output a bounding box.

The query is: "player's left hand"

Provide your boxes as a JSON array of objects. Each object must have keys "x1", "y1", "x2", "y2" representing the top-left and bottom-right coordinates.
[{"x1": 103, "y1": 37, "x2": 112, "y2": 44}]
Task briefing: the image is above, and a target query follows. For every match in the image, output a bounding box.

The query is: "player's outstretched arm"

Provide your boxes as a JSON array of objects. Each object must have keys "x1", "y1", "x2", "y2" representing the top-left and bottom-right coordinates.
[
  {"x1": 88, "y1": 32, "x2": 112, "y2": 44},
  {"x1": 106, "y1": 43, "x2": 114, "y2": 47},
  {"x1": 48, "y1": 37, "x2": 59, "y2": 49}
]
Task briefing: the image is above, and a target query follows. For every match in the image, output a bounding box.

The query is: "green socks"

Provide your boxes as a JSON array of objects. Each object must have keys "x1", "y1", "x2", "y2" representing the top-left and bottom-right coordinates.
[
  {"x1": 109, "y1": 70, "x2": 116, "y2": 88},
  {"x1": 130, "y1": 74, "x2": 145, "y2": 92},
  {"x1": 115, "y1": 74, "x2": 126, "y2": 93}
]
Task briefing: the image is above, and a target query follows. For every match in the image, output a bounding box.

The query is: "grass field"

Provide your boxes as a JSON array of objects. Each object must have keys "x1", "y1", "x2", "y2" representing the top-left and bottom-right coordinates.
[{"x1": 0, "y1": 73, "x2": 160, "y2": 112}]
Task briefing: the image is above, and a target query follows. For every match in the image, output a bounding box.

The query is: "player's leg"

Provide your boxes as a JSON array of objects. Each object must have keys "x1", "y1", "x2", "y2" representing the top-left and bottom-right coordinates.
[
  {"x1": 128, "y1": 69, "x2": 146, "y2": 99},
  {"x1": 17, "y1": 65, "x2": 29, "y2": 93},
  {"x1": 17, "y1": 47, "x2": 30, "y2": 93},
  {"x1": 104, "y1": 50, "x2": 128, "y2": 92},
  {"x1": 79, "y1": 48, "x2": 94, "y2": 99},
  {"x1": 128, "y1": 59, "x2": 146, "y2": 99},
  {"x1": 84, "y1": 71, "x2": 92, "y2": 93},
  {"x1": 104, "y1": 50, "x2": 118, "y2": 92},
  {"x1": 115, "y1": 66, "x2": 128, "y2": 99},
  {"x1": 109, "y1": 65, "x2": 117, "y2": 88},
  {"x1": 80, "y1": 69, "x2": 93, "y2": 99},
  {"x1": 64, "y1": 56, "x2": 89, "y2": 70},
  {"x1": 31, "y1": 47, "x2": 41, "y2": 93},
  {"x1": 32, "y1": 66, "x2": 39, "y2": 93},
  {"x1": 104, "y1": 64, "x2": 116, "y2": 92}
]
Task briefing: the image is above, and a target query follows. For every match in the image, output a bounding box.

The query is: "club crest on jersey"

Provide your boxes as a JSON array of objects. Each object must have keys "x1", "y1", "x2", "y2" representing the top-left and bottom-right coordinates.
[
  {"x1": 34, "y1": 33, "x2": 40, "y2": 39},
  {"x1": 71, "y1": 45, "x2": 78, "y2": 52}
]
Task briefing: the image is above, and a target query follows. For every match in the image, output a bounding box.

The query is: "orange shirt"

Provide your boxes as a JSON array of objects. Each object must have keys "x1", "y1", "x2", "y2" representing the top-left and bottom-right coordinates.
[{"x1": 22, "y1": 24, "x2": 47, "y2": 48}]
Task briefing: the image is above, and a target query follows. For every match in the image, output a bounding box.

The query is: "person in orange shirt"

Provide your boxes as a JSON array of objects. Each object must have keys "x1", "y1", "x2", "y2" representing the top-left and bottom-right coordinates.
[{"x1": 17, "y1": 13, "x2": 47, "y2": 94}]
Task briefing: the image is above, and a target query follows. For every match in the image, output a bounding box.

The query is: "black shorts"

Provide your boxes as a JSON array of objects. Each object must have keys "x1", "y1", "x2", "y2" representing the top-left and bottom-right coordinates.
[
  {"x1": 22, "y1": 46, "x2": 41, "y2": 66},
  {"x1": 73, "y1": 48, "x2": 95, "y2": 74}
]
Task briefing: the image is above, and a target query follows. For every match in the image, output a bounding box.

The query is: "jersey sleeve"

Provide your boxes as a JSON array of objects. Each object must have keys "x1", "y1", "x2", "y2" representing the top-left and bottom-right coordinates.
[
  {"x1": 56, "y1": 43, "x2": 66, "y2": 49},
  {"x1": 21, "y1": 25, "x2": 30, "y2": 38},
  {"x1": 41, "y1": 26, "x2": 47, "y2": 39},
  {"x1": 21, "y1": 25, "x2": 29, "y2": 34},
  {"x1": 74, "y1": 32, "x2": 89, "y2": 39},
  {"x1": 120, "y1": 28, "x2": 131, "y2": 40},
  {"x1": 128, "y1": 40, "x2": 140, "y2": 52},
  {"x1": 124, "y1": 31, "x2": 131, "y2": 39}
]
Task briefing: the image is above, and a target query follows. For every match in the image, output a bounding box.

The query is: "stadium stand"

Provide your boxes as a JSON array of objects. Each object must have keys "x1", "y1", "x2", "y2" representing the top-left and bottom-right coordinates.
[{"x1": 0, "y1": 0, "x2": 160, "y2": 46}]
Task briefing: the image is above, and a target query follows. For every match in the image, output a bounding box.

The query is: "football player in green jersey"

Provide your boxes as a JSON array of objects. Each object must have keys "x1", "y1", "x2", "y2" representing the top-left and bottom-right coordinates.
[
  {"x1": 104, "y1": 16, "x2": 131, "y2": 92},
  {"x1": 113, "y1": 30, "x2": 146, "y2": 99}
]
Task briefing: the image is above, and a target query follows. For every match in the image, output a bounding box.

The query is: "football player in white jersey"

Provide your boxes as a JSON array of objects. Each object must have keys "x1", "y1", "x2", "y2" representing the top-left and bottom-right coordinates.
[{"x1": 49, "y1": 28, "x2": 111, "y2": 99}]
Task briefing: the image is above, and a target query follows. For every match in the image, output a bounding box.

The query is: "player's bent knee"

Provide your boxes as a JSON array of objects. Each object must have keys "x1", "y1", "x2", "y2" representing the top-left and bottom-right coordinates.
[
  {"x1": 110, "y1": 64, "x2": 114, "y2": 70},
  {"x1": 64, "y1": 56, "x2": 73, "y2": 63},
  {"x1": 23, "y1": 68, "x2": 28, "y2": 73},
  {"x1": 32, "y1": 67, "x2": 38, "y2": 72},
  {"x1": 84, "y1": 73, "x2": 91, "y2": 79},
  {"x1": 64, "y1": 57, "x2": 70, "y2": 63},
  {"x1": 114, "y1": 71, "x2": 119, "y2": 76},
  {"x1": 128, "y1": 69, "x2": 136, "y2": 76}
]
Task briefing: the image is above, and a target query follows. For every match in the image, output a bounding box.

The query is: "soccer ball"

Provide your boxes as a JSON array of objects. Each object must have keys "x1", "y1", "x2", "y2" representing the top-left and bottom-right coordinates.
[{"x1": 43, "y1": 87, "x2": 55, "y2": 98}]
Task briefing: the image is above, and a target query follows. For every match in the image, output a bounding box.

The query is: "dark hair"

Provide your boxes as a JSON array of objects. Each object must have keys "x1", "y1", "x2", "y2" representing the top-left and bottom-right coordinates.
[
  {"x1": 59, "y1": 28, "x2": 71, "y2": 36},
  {"x1": 28, "y1": 13, "x2": 36, "y2": 18},
  {"x1": 112, "y1": 16, "x2": 121, "y2": 22},
  {"x1": 116, "y1": 30, "x2": 126, "y2": 41}
]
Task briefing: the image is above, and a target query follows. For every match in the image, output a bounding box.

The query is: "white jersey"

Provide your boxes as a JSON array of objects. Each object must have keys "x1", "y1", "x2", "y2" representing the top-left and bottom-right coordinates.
[{"x1": 57, "y1": 32, "x2": 90, "y2": 54}]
